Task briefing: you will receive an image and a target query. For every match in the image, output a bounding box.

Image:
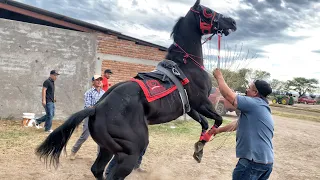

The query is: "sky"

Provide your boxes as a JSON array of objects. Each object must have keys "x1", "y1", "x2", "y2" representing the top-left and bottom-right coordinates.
[{"x1": 16, "y1": 0, "x2": 320, "y2": 84}]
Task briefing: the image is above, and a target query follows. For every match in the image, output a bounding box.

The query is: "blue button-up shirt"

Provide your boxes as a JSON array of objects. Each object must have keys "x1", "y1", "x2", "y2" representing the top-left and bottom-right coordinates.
[{"x1": 84, "y1": 87, "x2": 105, "y2": 108}]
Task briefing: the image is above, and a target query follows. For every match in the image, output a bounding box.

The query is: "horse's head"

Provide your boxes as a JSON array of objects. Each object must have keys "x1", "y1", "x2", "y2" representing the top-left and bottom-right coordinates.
[
  {"x1": 167, "y1": 0, "x2": 237, "y2": 69},
  {"x1": 190, "y1": 0, "x2": 237, "y2": 36}
]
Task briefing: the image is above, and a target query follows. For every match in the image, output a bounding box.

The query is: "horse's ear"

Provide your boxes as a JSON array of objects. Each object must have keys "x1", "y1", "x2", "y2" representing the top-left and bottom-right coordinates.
[{"x1": 193, "y1": 0, "x2": 200, "y2": 8}]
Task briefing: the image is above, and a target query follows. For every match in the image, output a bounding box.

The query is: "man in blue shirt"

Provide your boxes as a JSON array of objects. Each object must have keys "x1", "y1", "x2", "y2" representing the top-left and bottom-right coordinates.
[
  {"x1": 70, "y1": 75, "x2": 105, "y2": 159},
  {"x1": 210, "y1": 68, "x2": 274, "y2": 180}
]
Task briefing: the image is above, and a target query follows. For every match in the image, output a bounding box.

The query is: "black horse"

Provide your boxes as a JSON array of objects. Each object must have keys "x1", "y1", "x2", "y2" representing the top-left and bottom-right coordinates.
[{"x1": 35, "y1": 0, "x2": 237, "y2": 179}]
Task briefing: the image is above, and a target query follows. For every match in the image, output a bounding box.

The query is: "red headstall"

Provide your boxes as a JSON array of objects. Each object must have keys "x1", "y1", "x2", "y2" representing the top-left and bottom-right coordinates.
[{"x1": 190, "y1": 8, "x2": 216, "y2": 35}]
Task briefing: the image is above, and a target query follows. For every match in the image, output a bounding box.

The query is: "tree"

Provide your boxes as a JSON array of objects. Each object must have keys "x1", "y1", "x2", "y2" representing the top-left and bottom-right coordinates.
[
  {"x1": 287, "y1": 77, "x2": 319, "y2": 97},
  {"x1": 270, "y1": 79, "x2": 291, "y2": 93},
  {"x1": 235, "y1": 68, "x2": 251, "y2": 92},
  {"x1": 270, "y1": 79, "x2": 281, "y2": 90},
  {"x1": 211, "y1": 68, "x2": 251, "y2": 93},
  {"x1": 252, "y1": 70, "x2": 270, "y2": 81},
  {"x1": 280, "y1": 81, "x2": 291, "y2": 92}
]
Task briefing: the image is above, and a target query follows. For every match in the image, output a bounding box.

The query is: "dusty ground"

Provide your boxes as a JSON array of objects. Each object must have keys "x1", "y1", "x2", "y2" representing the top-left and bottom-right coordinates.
[{"x1": 0, "y1": 115, "x2": 320, "y2": 180}]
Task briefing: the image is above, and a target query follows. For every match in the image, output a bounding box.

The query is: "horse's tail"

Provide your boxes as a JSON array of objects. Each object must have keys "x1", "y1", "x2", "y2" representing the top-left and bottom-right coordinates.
[{"x1": 35, "y1": 107, "x2": 95, "y2": 168}]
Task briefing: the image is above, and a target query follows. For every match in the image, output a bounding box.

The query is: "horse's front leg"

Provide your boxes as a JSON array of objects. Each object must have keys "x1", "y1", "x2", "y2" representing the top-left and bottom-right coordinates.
[
  {"x1": 187, "y1": 108, "x2": 209, "y2": 132},
  {"x1": 192, "y1": 99, "x2": 224, "y2": 163},
  {"x1": 195, "y1": 98, "x2": 223, "y2": 128},
  {"x1": 188, "y1": 108, "x2": 215, "y2": 143},
  {"x1": 187, "y1": 109, "x2": 210, "y2": 163}
]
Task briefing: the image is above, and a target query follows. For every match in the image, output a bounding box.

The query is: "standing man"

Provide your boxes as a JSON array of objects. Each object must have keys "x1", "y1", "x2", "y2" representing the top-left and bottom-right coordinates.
[
  {"x1": 102, "y1": 69, "x2": 113, "y2": 92},
  {"x1": 36, "y1": 70, "x2": 60, "y2": 133},
  {"x1": 70, "y1": 75, "x2": 105, "y2": 159},
  {"x1": 209, "y1": 68, "x2": 274, "y2": 180}
]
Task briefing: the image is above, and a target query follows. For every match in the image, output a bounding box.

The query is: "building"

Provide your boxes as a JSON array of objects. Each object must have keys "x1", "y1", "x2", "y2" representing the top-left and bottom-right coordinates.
[{"x1": 0, "y1": 0, "x2": 168, "y2": 119}]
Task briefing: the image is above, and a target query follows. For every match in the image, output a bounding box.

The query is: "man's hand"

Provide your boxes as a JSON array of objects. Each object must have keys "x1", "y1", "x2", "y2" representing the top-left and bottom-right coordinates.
[
  {"x1": 213, "y1": 68, "x2": 223, "y2": 80},
  {"x1": 42, "y1": 101, "x2": 46, "y2": 108},
  {"x1": 208, "y1": 127, "x2": 219, "y2": 136}
]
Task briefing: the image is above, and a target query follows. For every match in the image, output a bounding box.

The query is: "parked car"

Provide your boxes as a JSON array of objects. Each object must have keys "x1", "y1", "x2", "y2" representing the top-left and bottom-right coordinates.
[
  {"x1": 297, "y1": 96, "x2": 317, "y2": 104},
  {"x1": 208, "y1": 87, "x2": 241, "y2": 116}
]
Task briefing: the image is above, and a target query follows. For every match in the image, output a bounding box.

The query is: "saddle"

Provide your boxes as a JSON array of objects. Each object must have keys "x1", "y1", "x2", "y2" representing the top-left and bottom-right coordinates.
[{"x1": 131, "y1": 60, "x2": 191, "y2": 114}]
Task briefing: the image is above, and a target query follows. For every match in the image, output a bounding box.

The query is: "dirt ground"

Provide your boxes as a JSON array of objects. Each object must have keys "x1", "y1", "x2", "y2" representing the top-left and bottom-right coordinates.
[{"x1": 0, "y1": 115, "x2": 320, "y2": 180}]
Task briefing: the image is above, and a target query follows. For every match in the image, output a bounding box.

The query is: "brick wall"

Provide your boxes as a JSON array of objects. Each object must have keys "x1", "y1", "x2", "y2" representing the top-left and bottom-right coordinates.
[
  {"x1": 97, "y1": 33, "x2": 168, "y2": 84},
  {"x1": 101, "y1": 60, "x2": 155, "y2": 85},
  {"x1": 97, "y1": 33, "x2": 167, "y2": 61}
]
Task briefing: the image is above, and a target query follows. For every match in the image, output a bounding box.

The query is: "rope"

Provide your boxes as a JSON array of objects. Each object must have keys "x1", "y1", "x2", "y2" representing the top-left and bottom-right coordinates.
[{"x1": 209, "y1": 119, "x2": 238, "y2": 150}]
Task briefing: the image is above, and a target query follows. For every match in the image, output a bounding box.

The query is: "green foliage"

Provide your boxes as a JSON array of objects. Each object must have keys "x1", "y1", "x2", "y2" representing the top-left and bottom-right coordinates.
[
  {"x1": 249, "y1": 70, "x2": 271, "y2": 81},
  {"x1": 286, "y1": 77, "x2": 319, "y2": 97},
  {"x1": 212, "y1": 68, "x2": 271, "y2": 92}
]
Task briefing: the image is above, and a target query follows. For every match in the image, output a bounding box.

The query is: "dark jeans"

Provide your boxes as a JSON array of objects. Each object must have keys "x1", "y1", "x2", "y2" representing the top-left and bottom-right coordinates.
[
  {"x1": 36, "y1": 102, "x2": 55, "y2": 131},
  {"x1": 105, "y1": 147, "x2": 147, "y2": 175},
  {"x1": 233, "y1": 158, "x2": 273, "y2": 180}
]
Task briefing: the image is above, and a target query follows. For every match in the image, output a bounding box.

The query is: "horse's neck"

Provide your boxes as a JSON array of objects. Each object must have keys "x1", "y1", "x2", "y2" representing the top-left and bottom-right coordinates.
[{"x1": 166, "y1": 39, "x2": 203, "y2": 67}]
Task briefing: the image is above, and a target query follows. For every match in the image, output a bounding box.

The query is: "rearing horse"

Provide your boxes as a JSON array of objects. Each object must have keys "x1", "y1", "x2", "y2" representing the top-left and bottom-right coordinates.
[{"x1": 35, "y1": 0, "x2": 237, "y2": 179}]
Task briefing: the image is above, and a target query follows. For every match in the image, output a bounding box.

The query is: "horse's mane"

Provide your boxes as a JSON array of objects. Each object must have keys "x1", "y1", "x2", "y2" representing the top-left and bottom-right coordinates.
[{"x1": 170, "y1": 17, "x2": 184, "y2": 40}]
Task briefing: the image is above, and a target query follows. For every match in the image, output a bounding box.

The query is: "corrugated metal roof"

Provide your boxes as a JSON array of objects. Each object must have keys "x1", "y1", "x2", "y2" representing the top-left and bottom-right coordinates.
[{"x1": 0, "y1": 0, "x2": 168, "y2": 51}]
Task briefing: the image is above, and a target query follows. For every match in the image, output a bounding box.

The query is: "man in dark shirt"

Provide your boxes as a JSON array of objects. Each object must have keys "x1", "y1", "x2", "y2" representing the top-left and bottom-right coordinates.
[{"x1": 35, "y1": 70, "x2": 60, "y2": 133}]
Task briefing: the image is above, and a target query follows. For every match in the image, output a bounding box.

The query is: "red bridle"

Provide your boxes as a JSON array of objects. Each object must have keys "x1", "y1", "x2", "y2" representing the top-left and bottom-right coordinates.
[
  {"x1": 172, "y1": 7, "x2": 221, "y2": 71},
  {"x1": 190, "y1": 7, "x2": 217, "y2": 35}
]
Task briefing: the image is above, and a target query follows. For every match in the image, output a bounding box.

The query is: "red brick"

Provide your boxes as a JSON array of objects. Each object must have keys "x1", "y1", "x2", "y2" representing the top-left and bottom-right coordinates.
[
  {"x1": 101, "y1": 60, "x2": 156, "y2": 85},
  {"x1": 97, "y1": 33, "x2": 167, "y2": 62}
]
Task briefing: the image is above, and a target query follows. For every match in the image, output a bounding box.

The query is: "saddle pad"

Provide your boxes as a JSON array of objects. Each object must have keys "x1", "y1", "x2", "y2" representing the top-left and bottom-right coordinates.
[{"x1": 131, "y1": 65, "x2": 189, "y2": 102}]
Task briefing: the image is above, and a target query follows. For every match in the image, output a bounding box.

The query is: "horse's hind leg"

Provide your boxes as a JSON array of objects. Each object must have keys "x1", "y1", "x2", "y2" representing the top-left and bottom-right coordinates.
[
  {"x1": 91, "y1": 147, "x2": 113, "y2": 180},
  {"x1": 107, "y1": 152, "x2": 140, "y2": 180}
]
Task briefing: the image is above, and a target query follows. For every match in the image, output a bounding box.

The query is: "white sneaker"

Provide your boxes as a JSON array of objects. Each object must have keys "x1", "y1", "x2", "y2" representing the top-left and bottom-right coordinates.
[
  {"x1": 45, "y1": 129, "x2": 53, "y2": 133},
  {"x1": 35, "y1": 123, "x2": 42, "y2": 129}
]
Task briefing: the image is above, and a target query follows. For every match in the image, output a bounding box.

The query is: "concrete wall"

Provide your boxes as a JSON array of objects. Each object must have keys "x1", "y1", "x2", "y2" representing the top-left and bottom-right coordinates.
[{"x1": 0, "y1": 18, "x2": 96, "y2": 119}]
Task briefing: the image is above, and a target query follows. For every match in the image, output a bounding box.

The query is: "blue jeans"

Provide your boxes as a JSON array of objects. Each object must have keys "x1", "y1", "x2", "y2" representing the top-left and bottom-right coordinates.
[
  {"x1": 105, "y1": 147, "x2": 146, "y2": 175},
  {"x1": 233, "y1": 158, "x2": 273, "y2": 180},
  {"x1": 36, "y1": 102, "x2": 55, "y2": 131}
]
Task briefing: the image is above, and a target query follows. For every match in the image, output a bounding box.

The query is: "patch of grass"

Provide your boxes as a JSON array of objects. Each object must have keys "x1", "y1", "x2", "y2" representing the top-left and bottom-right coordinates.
[
  {"x1": 272, "y1": 111, "x2": 320, "y2": 122},
  {"x1": 0, "y1": 130, "x2": 30, "y2": 140},
  {"x1": 270, "y1": 103, "x2": 320, "y2": 113}
]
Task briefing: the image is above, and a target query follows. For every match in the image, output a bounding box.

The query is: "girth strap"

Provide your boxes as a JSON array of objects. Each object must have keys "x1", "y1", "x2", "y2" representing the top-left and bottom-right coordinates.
[{"x1": 156, "y1": 64, "x2": 191, "y2": 115}]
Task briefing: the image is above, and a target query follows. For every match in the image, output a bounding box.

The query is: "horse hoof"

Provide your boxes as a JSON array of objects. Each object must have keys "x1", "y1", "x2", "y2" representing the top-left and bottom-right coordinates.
[
  {"x1": 193, "y1": 141, "x2": 204, "y2": 163},
  {"x1": 194, "y1": 141, "x2": 205, "y2": 153},
  {"x1": 193, "y1": 152, "x2": 202, "y2": 163}
]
